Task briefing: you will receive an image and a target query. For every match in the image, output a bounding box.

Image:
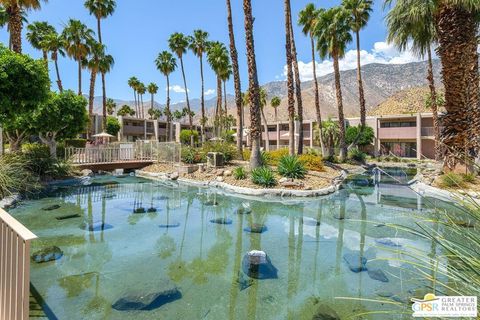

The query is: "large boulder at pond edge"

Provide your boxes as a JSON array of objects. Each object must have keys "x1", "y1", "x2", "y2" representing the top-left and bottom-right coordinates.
[
  {"x1": 343, "y1": 252, "x2": 367, "y2": 273},
  {"x1": 242, "y1": 250, "x2": 278, "y2": 279},
  {"x1": 312, "y1": 305, "x2": 341, "y2": 320},
  {"x1": 112, "y1": 288, "x2": 182, "y2": 311},
  {"x1": 31, "y1": 246, "x2": 63, "y2": 263}
]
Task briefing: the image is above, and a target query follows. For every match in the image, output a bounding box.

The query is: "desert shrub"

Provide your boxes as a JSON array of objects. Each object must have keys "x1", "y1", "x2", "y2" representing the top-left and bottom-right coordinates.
[
  {"x1": 462, "y1": 173, "x2": 476, "y2": 183},
  {"x1": 181, "y1": 146, "x2": 202, "y2": 164},
  {"x1": 180, "y1": 129, "x2": 199, "y2": 145},
  {"x1": 201, "y1": 142, "x2": 236, "y2": 163},
  {"x1": 233, "y1": 166, "x2": 247, "y2": 180},
  {"x1": 0, "y1": 154, "x2": 39, "y2": 198},
  {"x1": 251, "y1": 167, "x2": 276, "y2": 187},
  {"x1": 278, "y1": 155, "x2": 307, "y2": 179},
  {"x1": 264, "y1": 148, "x2": 289, "y2": 166},
  {"x1": 64, "y1": 139, "x2": 87, "y2": 148},
  {"x1": 298, "y1": 154, "x2": 324, "y2": 172},
  {"x1": 20, "y1": 143, "x2": 73, "y2": 179},
  {"x1": 439, "y1": 172, "x2": 465, "y2": 188},
  {"x1": 242, "y1": 149, "x2": 251, "y2": 161},
  {"x1": 348, "y1": 147, "x2": 367, "y2": 163}
]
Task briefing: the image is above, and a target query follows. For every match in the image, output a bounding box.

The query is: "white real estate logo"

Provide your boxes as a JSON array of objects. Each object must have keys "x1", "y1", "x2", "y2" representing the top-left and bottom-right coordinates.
[{"x1": 411, "y1": 294, "x2": 477, "y2": 318}]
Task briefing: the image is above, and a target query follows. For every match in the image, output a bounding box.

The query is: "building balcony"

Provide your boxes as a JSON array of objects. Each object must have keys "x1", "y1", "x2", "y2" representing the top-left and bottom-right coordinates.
[
  {"x1": 378, "y1": 127, "x2": 417, "y2": 140},
  {"x1": 421, "y1": 126, "x2": 444, "y2": 137}
]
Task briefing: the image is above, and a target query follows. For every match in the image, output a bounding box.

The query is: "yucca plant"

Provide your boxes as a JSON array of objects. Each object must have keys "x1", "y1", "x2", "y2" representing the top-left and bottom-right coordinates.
[
  {"x1": 278, "y1": 155, "x2": 307, "y2": 179},
  {"x1": 0, "y1": 154, "x2": 39, "y2": 198},
  {"x1": 233, "y1": 166, "x2": 247, "y2": 180},
  {"x1": 251, "y1": 167, "x2": 276, "y2": 187}
]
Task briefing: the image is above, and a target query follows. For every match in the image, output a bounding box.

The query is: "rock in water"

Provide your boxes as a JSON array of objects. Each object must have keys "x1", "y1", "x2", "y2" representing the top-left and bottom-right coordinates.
[
  {"x1": 234, "y1": 207, "x2": 252, "y2": 215},
  {"x1": 375, "y1": 238, "x2": 402, "y2": 248},
  {"x1": 210, "y1": 218, "x2": 232, "y2": 225},
  {"x1": 31, "y1": 246, "x2": 63, "y2": 263},
  {"x1": 242, "y1": 250, "x2": 278, "y2": 279},
  {"x1": 159, "y1": 222, "x2": 180, "y2": 228},
  {"x1": 368, "y1": 269, "x2": 389, "y2": 282},
  {"x1": 147, "y1": 208, "x2": 157, "y2": 213},
  {"x1": 133, "y1": 208, "x2": 146, "y2": 214},
  {"x1": 312, "y1": 305, "x2": 341, "y2": 320},
  {"x1": 112, "y1": 288, "x2": 182, "y2": 311},
  {"x1": 56, "y1": 214, "x2": 81, "y2": 221},
  {"x1": 244, "y1": 224, "x2": 267, "y2": 234},
  {"x1": 204, "y1": 200, "x2": 218, "y2": 206},
  {"x1": 80, "y1": 222, "x2": 113, "y2": 232},
  {"x1": 42, "y1": 204, "x2": 61, "y2": 211},
  {"x1": 237, "y1": 272, "x2": 254, "y2": 291},
  {"x1": 343, "y1": 252, "x2": 367, "y2": 273}
]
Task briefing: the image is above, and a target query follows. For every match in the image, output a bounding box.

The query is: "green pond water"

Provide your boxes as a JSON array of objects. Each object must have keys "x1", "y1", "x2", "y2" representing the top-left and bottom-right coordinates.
[{"x1": 8, "y1": 171, "x2": 461, "y2": 320}]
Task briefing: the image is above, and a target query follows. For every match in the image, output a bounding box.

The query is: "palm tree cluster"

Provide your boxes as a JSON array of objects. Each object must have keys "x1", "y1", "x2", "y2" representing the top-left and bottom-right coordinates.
[{"x1": 0, "y1": 0, "x2": 117, "y2": 134}]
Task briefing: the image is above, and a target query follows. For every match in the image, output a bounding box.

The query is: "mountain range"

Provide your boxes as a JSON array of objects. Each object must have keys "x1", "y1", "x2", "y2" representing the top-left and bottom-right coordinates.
[{"x1": 92, "y1": 59, "x2": 442, "y2": 123}]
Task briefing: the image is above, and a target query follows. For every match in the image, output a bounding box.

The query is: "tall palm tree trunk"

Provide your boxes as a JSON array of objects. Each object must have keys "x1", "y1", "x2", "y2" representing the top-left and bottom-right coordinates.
[
  {"x1": 179, "y1": 57, "x2": 193, "y2": 144},
  {"x1": 289, "y1": 14, "x2": 303, "y2": 155},
  {"x1": 333, "y1": 54, "x2": 346, "y2": 161},
  {"x1": 166, "y1": 76, "x2": 173, "y2": 141},
  {"x1": 226, "y1": 0, "x2": 243, "y2": 159},
  {"x1": 426, "y1": 46, "x2": 440, "y2": 161},
  {"x1": 243, "y1": 0, "x2": 262, "y2": 168},
  {"x1": 42, "y1": 50, "x2": 49, "y2": 69},
  {"x1": 435, "y1": 3, "x2": 480, "y2": 171},
  {"x1": 8, "y1": 5, "x2": 22, "y2": 53},
  {"x1": 133, "y1": 90, "x2": 138, "y2": 118},
  {"x1": 88, "y1": 70, "x2": 97, "y2": 137},
  {"x1": 223, "y1": 80, "x2": 228, "y2": 125},
  {"x1": 261, "y1": 107, "x2": 269, "y2": 151},
  {"x1": 78, "y1": 60, "x2": 83, "y2": 96},
  {"x1": 284, "y1": 0, "x2": 295, "y2": 156},
  {"x1": 216, "y1": 75, "x2": 222, "y2": 136},
  {"x1": 310, "y1": 35, "x2": 325, "y2": 155},
  {"x1": 150, "y1": 93, "x2": 154, "y2": 116},
  {"x1": 200, "y1": 55, "x2": 206, "y2": 143},
  {"x1": 102, "y1": 73, "x2": 107, "y2": 130},
  {"x1": 53, "y1": 52, "x2": 63, "y2": 92},
  {"x1": 355, "y1": 30, "x2": 366, "y2": 128}
]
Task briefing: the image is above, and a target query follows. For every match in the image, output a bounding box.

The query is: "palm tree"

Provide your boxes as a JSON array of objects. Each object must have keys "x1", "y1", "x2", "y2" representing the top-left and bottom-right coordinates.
[
  {"x1": 98, "y1": 51, "x2": 114, "y2": 129},
  {"x1": 284, "y1": 0, "x2": 296, "y2": 156},
  {"x1": 0, "y1": 0, "x2": 45, "y2": 53},
  {"x1": 386, "y1": 0, "x2": 440, "y2": 160},
  {"x1": 270, "y1": 96, "x2": 281, "y2": 122},
  {"x1": 244, "y1": 88, "x2": 269, "y2": 151},
  {"x1": 243, "y1": 0, "x2": 262, "y2": 168},
  {"x1": 62, "y1": 19, "x2": 94, "y2": 95},
  {"x1": 26, "y1": 21, "x2": 55, "y2": 66},
  {"x1": 299, "y1": 4, "x2": 326, "y2": 155},
  {"x1": 226, "y1": 0, "x2": 243, "y2": 158},
  {"x1": 136, "y1": 82, "x2": 146, "y2": 119},
  {"x1": 84, "y1": 39, "x2": 104, "y2": 135},
  {"x1": 128, "y1": 76, "x2": 139, "y2": 117},
  {"x1": 169, "y1": 32, "x2": 194, "y2": 137},
  {"x1": 188, "y1": 30, "x2": 209, "y2": 143},
  {"x1": 106, "y1": 98, "x2": 116, "y2": 115},
  {"x1": 147, "y1": 83, "x2": 159, "y2": 116},
  {"x1": 155, "y1": 51, "x2": 177, "y2": 141},
  {"x1": 220, "y1": 63, "x2": 232, "y2": 120},
  {"x1": 287, "y1": 3, "x2": 304, "y2": 155},
  {"x1": 315, "y1": 7, "x2": 352, "y2": 161},
  {"x1": 207, "y1": 41, "x2": 230, "y2": 136},
  {"x1": 42, "y1": 30, "x2": 65, "y2": 92},
  {"x1": 343, "y1": 0, "x2": 372, "y2": 129}
]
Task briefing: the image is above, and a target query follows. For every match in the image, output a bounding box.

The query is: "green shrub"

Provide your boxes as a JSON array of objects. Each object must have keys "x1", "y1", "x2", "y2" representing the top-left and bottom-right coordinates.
[
  {"x1": 348, "y1": 147, "x2": 367, "y2": 163},
  {"x1": 298, "y1": 154, "x2": 324, "y2": 172},
  {"x1": 180, "y1": 129, "x2": 199, "y2": 145},
  {"x1": 278, "y1": 155, "x2": 307, "y2": 179},
  {"x1": 64, "y1": 139, "x2": 87, "y2": 148},
  {"x1": 345, "y1": 125, "x2": 374, "y2": 146},
  {"x1": 439, "y1": 172, "x2": 465, "y2": 188},
  {"x1": 0, "y1": 154, "x2": 39, "y2": 198},
  {"x1": 221, "y1": 130, "x2": 236, "y2": 143},
  {"x1": 242, "y1": 149, "x2": 251, "y2": 161},
  {"x1": 181, "y1": 146, "x2": 202, "y2": 164},
  {"x1": 263, "y1": 148, "x2": 289, "y2": 166},
  {"x1": 106, "y1": 116, "x2": 121, "y2": 136},
  {"x1": 201, "y1": 142, "x2": 236, "y2": 163},
  {"x1": 251, "y1": 167, "x2": 276, "y2": 187},
  {"x1": 20, "y1": 143, "x2": 73, "y2": 179},
  {"x1": 233, "y1": 166, "x2": 247, "y2": 180},
  {"x1": 462, "y1": 173, "x2": 476, "y2": 183}
]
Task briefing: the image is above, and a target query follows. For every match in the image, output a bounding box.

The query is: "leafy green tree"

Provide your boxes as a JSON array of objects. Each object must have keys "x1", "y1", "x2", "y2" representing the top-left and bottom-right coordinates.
[
  {"x1": 155, "y1": 51, "x2": 176, "y2": 141},
  {"x1": 105, "y1": 116, "x2": 120, "y2": 136},
  {"x1": 26, "y1": 21, "x2": 55, "y2": 66},
  {"x1": 345, "y1": 125, "x2": 374, "y2": 146},
  {"x1": 62, "y1": 19, "x2": 94, "y2": 95},
  {"x1": 314, "y1": 7, "x2": 352, "y2": 161},
  {"x1": 117, "y1": 104, "x2": 135, "y2": 117},
  {"x1": 33, "y1": 90, "x2": 88, "y2": 157},
  {"x1": 179, "y1": 129, "x2": 199, "y2": 145},
  {"x1": 0, "y1": 45, "x2": 50, "y2": 150},
  {"x1": 188, "y1": 29, "x2": 209, "y2": 142}
]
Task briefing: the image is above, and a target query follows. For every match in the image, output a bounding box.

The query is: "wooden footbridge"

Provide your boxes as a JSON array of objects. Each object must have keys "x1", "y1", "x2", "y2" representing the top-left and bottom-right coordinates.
[{"x1": 65, "y1": 142, "x2": 181, "y2": 171}]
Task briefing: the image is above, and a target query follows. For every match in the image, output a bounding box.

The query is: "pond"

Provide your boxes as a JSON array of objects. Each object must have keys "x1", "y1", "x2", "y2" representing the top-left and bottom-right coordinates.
[{"x1": 9, "y1": 170, "x2": 461, "y2": 320}]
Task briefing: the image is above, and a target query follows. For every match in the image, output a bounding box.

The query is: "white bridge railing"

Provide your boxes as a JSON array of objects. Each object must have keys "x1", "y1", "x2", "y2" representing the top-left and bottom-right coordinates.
[
  {"x1": 0, "y1": 208, "x2": 37, "y2": 320},
  {"x1": 65, "y1": 142, "x2": 181, "y2": 165}
]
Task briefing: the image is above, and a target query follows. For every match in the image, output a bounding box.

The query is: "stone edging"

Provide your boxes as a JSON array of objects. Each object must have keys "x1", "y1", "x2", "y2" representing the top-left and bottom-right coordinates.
[{"x1": 136, "y1": 170, "x2": 348, "y2": 198}]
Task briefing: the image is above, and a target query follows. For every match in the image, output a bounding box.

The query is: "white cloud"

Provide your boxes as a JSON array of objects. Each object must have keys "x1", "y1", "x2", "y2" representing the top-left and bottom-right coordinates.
[
  {"x1": 284, "y1": 40, "x2": 427, "y2": 82},
  {"x1": 167, "y1": 85, "x2": 189, "y2": 93},
  {"x1": 204, "y1": 89, "x2": 215, "y2": 96}
]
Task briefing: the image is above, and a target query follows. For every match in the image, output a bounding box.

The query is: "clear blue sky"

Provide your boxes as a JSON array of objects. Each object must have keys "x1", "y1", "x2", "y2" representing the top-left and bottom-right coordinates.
[{"x1": 0, "y1": 0, "x2": 411, "y2": 104}]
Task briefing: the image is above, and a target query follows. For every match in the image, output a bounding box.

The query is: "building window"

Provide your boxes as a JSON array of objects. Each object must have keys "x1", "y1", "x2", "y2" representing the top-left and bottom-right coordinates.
[
  {"x1": 381, "y1": 142, "x2": 417, "y2": 158},
  {"x1": 380, "y1": 121, "x2": 416, "y2": 128}
]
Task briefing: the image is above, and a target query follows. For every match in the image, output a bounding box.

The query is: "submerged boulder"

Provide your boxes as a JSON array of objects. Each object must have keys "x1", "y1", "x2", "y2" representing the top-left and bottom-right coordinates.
[
  {"x1": 210, "y1": 218, "x2": 232, "y2": 225},
  {"x1": 312, "y1": 305, "x2": 341, "y2": 320},
  {"x1": 31, "y1": 246, "x2": 63, "y2": 263},
  {"x1": 237, "y1": 272, "x2": 254, "y2": 291},
  {"x1": 343, "y1": 252, "x2": 367, "y2": 273},
  {"x1": 42, "y1": 204, "x2": 61, "y2": 211},
  {"x1": 56, "y1": 214, "x2": 81, "y2": 221},
  {"x1": 80, "y1": 222, "x2": 113, "y2": 232},
  {"x1": 244, "y1": 224, "x2": 267, "y2": 234},
  {"x1": 242, "y1": 250, "x2": 278, "y2": 279},
  {"x1": 133, "y1": 208, "x2": 146, "y2": 214},
  {"x1": 147, "y1": 208, "x2": 157, "y2": 213},
  {"x1": 375, "y1": 238, "x2": 402, "y2": 248},
  {"x1": 112, "y1": 288, "x2": 182, "y2": 311},
  {"x1": 159, "y1": 222, "x2": 180, "y2": 228},
  {"x1": 368, "y1": 269, "x2": 389, "y2": 282}
]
